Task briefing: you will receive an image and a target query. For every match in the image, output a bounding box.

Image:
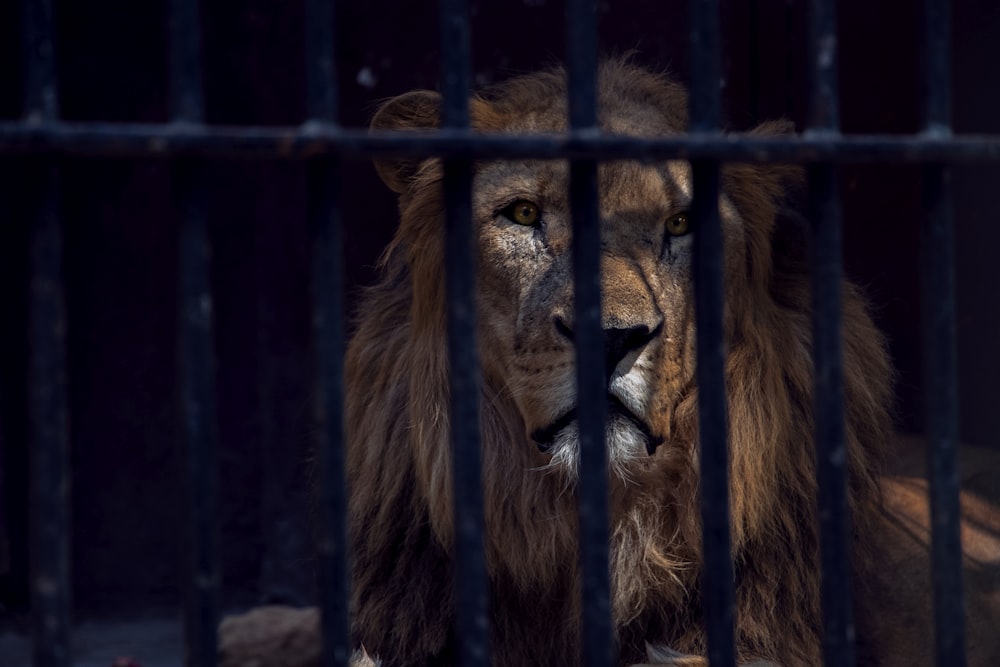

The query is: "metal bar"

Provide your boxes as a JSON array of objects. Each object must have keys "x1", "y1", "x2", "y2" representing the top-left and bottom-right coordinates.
[
  {"x1": 808, "y1": 164, "x2": 854, "y2": 667},
  {"x1": 443, "y1": 156, "x2": 488, "y2": 667},
  {"x1": 691, "y1": 163, "x2": 735, "y2": 667},
  {"x1": 690, "y1": 2, "x2": 735, "y2": 666},
  {"x1": 22, "y1": 0, "x2": 58, "y2": 122},
  {"x1": 23, "y1": 1, "x2": 70, "y2": 665},
  {"x1": 3, "y1": 122, "x2": 1000, "y2": 162},
  {"x1": 27, "y1": 162, "x2": 70, "y2": 667},
  {"x1": 922, "y1": 0, "x2": 951, "y2": 135},
  {"x1": 566, "y1": 2, "x2": 612, "y2": 666},
  {"x1": 807, "y1": 0, "x2": 839, "y2": 133},
  {"x1": 690, "y1": 0, "x2": 721, "y2": 132},
  {"x1": 921, "y1": 162, "x2": 965, "y2": 667},
  {"x1": 571, "y1": 157, "x2": 613, "y2": 667},
  {"x1": 440, "y1": 0, "x2": 471, "y2": 128},
  {"x1": 169, "y1": 0, "x2": 204, "y2": 124},
  {"x1": 310, "y1": 157, "x2": 351, "y2": 667},
  {"x1": 439, "y1": 2, "x2": 489, "y2": 666},
  {"x1": 175, "y1": 159, "x2": 219, "y2": 667},
  {"x1": 921, "y1": 3, "x2": 966, "y2": 665},
  {"x1": 170, "y1": 1, "x2": 217, "y2": 665},
  {"x1": 305, "y1": 0, "x2": 337, "y2": 124},
  {"x1": 806, "y1": 3, "x2": 855, "y2": 665},
  {"x1": 305, "y1": 2, "x2": 350, "y2": 666},
  {"x1": 567, "y1": 0, "x2": 597, "y2": 130}
]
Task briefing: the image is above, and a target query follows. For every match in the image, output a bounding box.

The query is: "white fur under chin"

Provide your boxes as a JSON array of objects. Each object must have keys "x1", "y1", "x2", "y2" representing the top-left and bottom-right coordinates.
[{"x1": 544, "y1": 414, "x2": 650, "y2": 483}]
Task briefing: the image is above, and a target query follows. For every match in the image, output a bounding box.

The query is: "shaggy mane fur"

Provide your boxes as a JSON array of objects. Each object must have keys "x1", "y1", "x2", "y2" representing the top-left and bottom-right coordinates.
[{"x1": 346, "y1": 60, "x2": 892, "y2": 666}]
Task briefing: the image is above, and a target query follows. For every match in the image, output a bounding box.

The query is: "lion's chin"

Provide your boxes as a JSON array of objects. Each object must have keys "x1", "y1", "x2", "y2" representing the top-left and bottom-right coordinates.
[{"x1": 531, "y1": 399, "x2": 663, "y2": 479}]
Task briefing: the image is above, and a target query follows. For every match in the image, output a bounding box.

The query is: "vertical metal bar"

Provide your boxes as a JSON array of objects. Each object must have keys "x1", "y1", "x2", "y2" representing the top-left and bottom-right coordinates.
[
  {"x1": 567, "y1": 2, "x2": 612, "y2": 666},
  {"x1": 807, "y1": 162, "x2": 854, "y2": 667},
  {"x1": 567, "y1": 0, "x2": 597, "y2": 130},
  {"x1": 440, "y1": 0, "x2": 471, "y2": 128},
  {"x1": 692, "y1": 164, "x2": 735, "y2": 667},
  {"x1": 309, "y1": 158, "x2": 350, "y2": 667},
  {"x1": 22, "y1": 0, "x2": 58, "y2": 123},
  {"x1": 305, "y1": 2, "x2": 350, "y2": 666},
  {"x1": 920, "y1": 2, "x2": 966, "y2": 665},
  {"x1": 169, "y1": 0, "x2": 204, "y2": 125},
  {"x1": 690, "y1": 2, "x2": 735, "y2": 666},
  {"x1": 922, "y1": 0, "x2": 951, "y2": 136},
  {"x1": 439, "y1": 1, "x2": 489, "y2": 666},
  {"x1": 807, "y1": 3, "x2": 854, "y2": 665},
  {"x1": 23, "y1": 1, "x2": 71, "y2": 665},
  {"x1": 921, "y1": 162, "x2": 965, "y2": 667},
  {"x1": 306, "y1": 0, "x2": 337, "y2": 124},
  {"x1": 807, "y1": 0, "x2": 839, "y2": 134},
  {"x1": 170, "y1": 1, "x2": 217, "y2": 666},
  {"x1": 571, "y1": 159, "x2": 611, "y2": 667},
  {"x1": 175, "y1": 161, "x2": 219, "y2": 667},
  {"x1": 689, "y1": 0, "x2": 721, "y2": 133},
  {"x1": 28, "y1": 163, "x2": 70, "y2": 667}
]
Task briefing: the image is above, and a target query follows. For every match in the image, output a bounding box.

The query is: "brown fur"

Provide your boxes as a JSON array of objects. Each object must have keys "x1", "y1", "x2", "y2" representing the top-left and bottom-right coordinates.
[{"x1": 346, "y1": 60, "x2": 893, "y2": 666}]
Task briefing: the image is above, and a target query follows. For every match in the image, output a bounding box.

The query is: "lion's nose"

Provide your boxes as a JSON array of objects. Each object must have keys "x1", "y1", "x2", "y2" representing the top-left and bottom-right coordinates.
[
  {"x1": 553, "y1": 317, "x2": 661, "y2": 380},
  {"x1": 604, "y1": 323, "x2": 659, "y2": 378}
]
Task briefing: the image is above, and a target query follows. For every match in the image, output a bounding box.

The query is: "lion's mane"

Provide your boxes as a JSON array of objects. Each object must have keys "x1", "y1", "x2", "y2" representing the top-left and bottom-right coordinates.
[{"x1": 345, "y1": 60, "x2": 893, "y2": 666}]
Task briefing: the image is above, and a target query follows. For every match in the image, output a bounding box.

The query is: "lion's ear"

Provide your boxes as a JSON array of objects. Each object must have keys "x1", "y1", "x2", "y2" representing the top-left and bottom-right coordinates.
[{"x1": 370, "y1": 90, "x2": 442, "y2": 193}]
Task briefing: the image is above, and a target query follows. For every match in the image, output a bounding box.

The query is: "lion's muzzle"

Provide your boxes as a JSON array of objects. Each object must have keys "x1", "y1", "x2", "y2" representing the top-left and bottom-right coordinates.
[{"x1": 531, "y1": 395, "x2": 663, "y2": 457}]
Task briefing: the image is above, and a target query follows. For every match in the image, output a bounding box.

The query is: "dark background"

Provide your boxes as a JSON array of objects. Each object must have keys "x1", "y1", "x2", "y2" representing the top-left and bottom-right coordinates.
[{"x1": 0, "y1": 0, "x2": 998, "y2": 623}]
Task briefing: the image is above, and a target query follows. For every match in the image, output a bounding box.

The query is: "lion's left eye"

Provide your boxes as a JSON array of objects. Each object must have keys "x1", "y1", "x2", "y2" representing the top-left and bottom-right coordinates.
[
  {"x1": 501, "y1": 199, "x2": 541, "y2": 226},
  {"x1": 666, "y1": 213, "x2": 691, "y2": 236}
]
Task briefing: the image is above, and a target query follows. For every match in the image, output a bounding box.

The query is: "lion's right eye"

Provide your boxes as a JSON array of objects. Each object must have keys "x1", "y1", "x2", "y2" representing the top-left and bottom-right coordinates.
[
  {"x1": 666, "y1": 213, "x2": 691, "y2": 236},
  {"x1": 501, "y1": 200, "x2": 541, "y2": 226}
]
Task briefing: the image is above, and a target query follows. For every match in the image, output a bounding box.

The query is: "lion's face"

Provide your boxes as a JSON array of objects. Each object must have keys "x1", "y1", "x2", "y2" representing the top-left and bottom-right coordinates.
[
  {"x1": 464, "y1": 76, "x2": 758, "y2": 479},
  {"x1": 474, "y1": 157, "x2": 736, "y2": 477},
  {"x1": 371, "y1": 63, "x2": 767, "y2": 482}
]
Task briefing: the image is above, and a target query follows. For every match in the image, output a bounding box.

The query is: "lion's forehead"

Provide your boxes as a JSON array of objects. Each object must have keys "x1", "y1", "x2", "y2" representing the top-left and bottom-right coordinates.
[
  {"x1": 473, "y1": 159, "x2": 692, "y2": 220},
  {"x1": 485, "y1": 92, "x2": 684, "y2": 137}
]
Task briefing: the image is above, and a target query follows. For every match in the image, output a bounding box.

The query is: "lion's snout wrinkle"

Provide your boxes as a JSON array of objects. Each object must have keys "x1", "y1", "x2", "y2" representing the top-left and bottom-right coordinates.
[{"x1": 605, "y1": 321, "x2": 661, "y2": 380}]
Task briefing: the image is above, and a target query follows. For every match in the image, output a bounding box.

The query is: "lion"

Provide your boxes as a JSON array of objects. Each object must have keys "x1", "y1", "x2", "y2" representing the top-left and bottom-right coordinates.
[{"x1": 218, "y1": 60, "x2": 1000, "y2": 667}]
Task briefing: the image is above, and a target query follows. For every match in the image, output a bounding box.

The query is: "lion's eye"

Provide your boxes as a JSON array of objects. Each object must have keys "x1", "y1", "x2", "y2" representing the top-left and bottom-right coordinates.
[
  {"x1": 666, "y1": 213, "x2": 691, "y2": 236},
  {"x1": 502, "y1": 199, "x2": 541, "y2": 226}
]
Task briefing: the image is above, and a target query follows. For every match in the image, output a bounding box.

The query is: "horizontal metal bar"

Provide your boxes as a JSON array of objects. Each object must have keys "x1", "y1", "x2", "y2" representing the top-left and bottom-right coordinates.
[{"x1": 2, "y1": 122, "x2": 1000, "y2": 162}]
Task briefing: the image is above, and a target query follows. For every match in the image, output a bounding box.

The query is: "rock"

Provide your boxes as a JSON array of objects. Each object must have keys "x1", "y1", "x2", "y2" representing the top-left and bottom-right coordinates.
[{"x1": 218, "y1": 605, "x2": 379, "y2": 667}]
